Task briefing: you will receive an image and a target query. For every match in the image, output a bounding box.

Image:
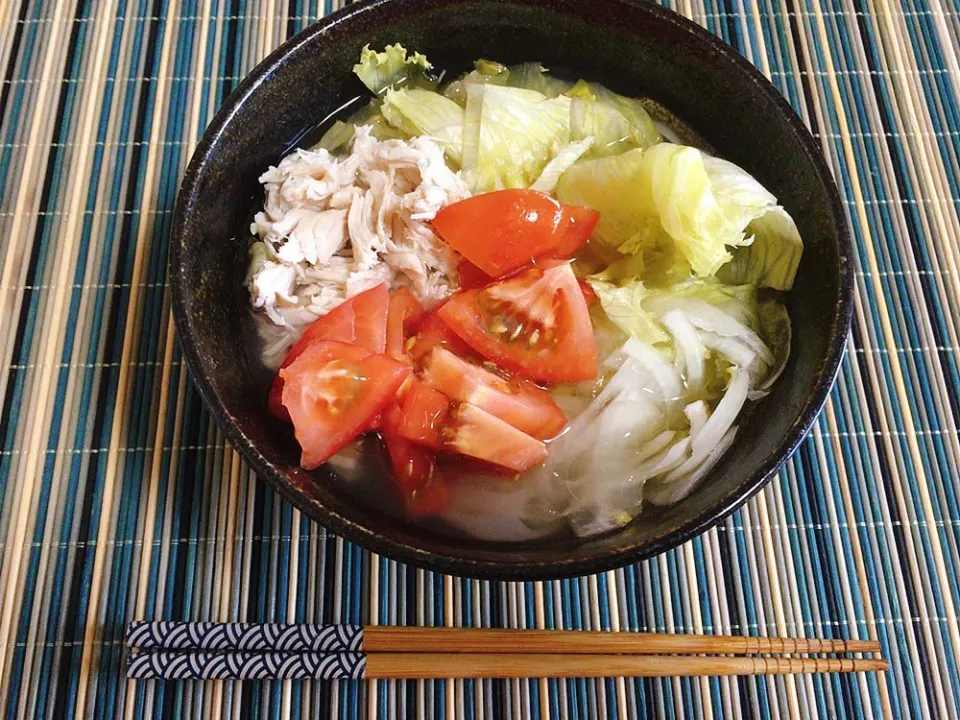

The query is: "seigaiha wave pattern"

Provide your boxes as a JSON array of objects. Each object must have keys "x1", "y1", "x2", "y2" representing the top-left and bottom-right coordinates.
[
  {"x1": 126, "y1": 650, "x2": 367, "y2": 680},
  {"x1": 125, "y1": 621, "x2": 364, "y2": 653}
]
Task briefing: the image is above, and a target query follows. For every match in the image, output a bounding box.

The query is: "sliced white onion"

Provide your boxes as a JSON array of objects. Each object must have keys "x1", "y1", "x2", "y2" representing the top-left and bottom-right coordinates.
[
  {"x1": 596, "y1": 397, "x2": 663, "y2": 444},
  {"x1": 691, "y1": 367, "x2": 749, "y2": 458},
  {"x1": 551, "y1": 390, "x2": 594, "y2": 420},
  {"x1": 544, "y1": 412, "x2": 602, "y2": 473},
  {"x1": 661, "y1": 310, "x2": 705, "y2": 389},
  {"x1": 326, "y1": 439, "x2": 365, "y2": 481},
  {"x1": 637, "y1": 430, "x2": 677, "y2": 462},
  {"x1": 651, "y1": 297, "x2": 773, "y2": 364},
  {"x1": 635, "y1": 436, "x2": 691, "y2": 479},
  {"x1": 594, "y1": 355, "x2": 652, "y2": 407},
  {"x1": 698, "y1": 331, "x2": 758, "y2": 369},
  {"x1": 684, "y1": 401, "x2": 709, "y2": 439},
  {"x1": 672, "y1": 341, "x2": 687, "y2": 385},
  {"x1": 645, "y1": 426, "x2": 739, "y2": 506},
  {"x1": 570, "y1": 508, "x2": 636, "y2": 537},
  {"x1": 439, "y1": 474, "x2": 567, "y2": 541},
  {"x1": 621, "y1": 338, "x2": 683, "y2": 404}
]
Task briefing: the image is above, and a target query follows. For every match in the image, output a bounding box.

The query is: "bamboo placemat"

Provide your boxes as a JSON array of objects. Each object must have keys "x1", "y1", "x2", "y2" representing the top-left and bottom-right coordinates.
[{"x1": 1, "y1": 0, "x2": 958, "y2": 717}]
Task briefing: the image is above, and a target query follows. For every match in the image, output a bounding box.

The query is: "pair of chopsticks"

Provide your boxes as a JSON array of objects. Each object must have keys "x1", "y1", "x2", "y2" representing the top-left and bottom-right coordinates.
[{"x1": 125, "y1": 622, "x2": 887, "y2": 680}]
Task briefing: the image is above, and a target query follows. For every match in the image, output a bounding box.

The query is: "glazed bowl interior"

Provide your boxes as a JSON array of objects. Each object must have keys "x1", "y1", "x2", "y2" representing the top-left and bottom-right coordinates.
[{"x1": 172, "y1": 0, "x2": 851, "y2": 580}]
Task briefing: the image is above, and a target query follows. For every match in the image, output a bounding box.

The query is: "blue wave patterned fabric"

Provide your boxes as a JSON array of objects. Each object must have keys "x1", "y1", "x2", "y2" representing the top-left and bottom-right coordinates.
[
  {"x1": 125, "y1": 621, "x2": 364, "y2": 652},
  {"x1": 126, "y1": 651, "x2": 367, "y2": 680},
  {"x1": 0, "y1": 0, "x2": 959, "y2": 717}
]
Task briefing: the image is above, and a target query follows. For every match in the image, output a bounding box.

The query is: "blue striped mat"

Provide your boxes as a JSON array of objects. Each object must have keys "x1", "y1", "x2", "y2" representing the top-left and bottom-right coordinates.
[{"x1": 0, "y1": 0, "x2": 958, "y2": 717}]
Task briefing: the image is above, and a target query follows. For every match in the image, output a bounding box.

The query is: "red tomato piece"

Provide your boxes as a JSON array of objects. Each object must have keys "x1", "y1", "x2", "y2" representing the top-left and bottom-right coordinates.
[
  {"x1": 385, "y1": 288, "x2": 425, "y2": 361},
  {"x1": 393, "y1": 380, "x2": 453, "y2": 450},
  {"x1": 388, "y1": 378, "x2": 547, "y2": 472},
  {"x1": 578, "y1": 277, "x2": 598, "y2": 307},
  {"x1": 350, "y1": 283, "x2": 390, "y2": 354},
  {"x1": 432, "y1": 190, "x2": 598, "y2": 277},
  {"x1": 280, "y1": 341, "x2": 411, "y2": 470},
  {"x1": 267, "y1": 300, "x2": 356, "y2": 420},
  {"x1": 421, "y1": 347, "x2": 567, "y2": 439},
  {"x1": 445, "y1": 404, "x2": 547, "y2": 472},
  {"x1": 408, "y1": 311, "x2": 474, "y2": 362},
  {"x1": 457, "y1": 259, "x2": 494, "y2": 290},
  {"x1": 462, "y1": 259, "x2": 598, "y2": 308},
  {"x1": 437, "y1": 260, "x2": 598, "y2": 383},
  {"x1": 554, "y1": 205, "x2": 600, "y2": 258},
  {"x1": 381, "y1": 435, "x2": 449, "y2": 518}
]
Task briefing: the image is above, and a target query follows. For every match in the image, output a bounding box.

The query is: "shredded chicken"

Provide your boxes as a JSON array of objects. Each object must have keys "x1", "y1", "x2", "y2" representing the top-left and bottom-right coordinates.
[{"x1": 247, "y1": 126, "x2": 470, "y2": 366}]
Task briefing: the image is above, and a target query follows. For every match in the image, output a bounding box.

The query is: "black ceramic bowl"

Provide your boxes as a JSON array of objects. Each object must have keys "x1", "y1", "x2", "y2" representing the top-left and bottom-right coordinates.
[{"x1": 171, "y1": 0, "x2": 852, "y2": 580}]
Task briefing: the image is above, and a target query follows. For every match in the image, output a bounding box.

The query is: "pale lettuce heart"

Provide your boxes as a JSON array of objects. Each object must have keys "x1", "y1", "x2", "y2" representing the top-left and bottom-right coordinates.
[
  {"x1": 461, "y1": 84, "x2": 571, "y2": 192},
  {"x1": 381, "y1": 88, "x2": 464, "y2": 164},
  {"x1": 569, "y1": 82, "x2": 661, "y2": 157},
  {"x1": 558, "y1": 143, "x2": 803, "y2": 287},
  {"x1": 586, "y1": 278, "x2": 671, "y2": 347}
]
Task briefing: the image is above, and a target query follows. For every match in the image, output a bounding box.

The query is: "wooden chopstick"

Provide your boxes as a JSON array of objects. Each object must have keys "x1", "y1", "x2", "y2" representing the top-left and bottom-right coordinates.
[
  {"x1": 125, "y1": 621, "x2": 881, "y2": 656},
  {"x1": 364, "y1": 653, "x2": 889, "y2": 679},
  {"x1": 126, "y1": 650, "x2": 889, "y2": 680},
  {"x1": 361, "y1": 627, "x2": 881, "y2": 656}
]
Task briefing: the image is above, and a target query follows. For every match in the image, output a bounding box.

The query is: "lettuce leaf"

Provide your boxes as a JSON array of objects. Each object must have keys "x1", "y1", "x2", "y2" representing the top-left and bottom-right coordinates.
[
  {"x1": 315, "y1": 120, "x2": 355, "y2": 152},
  {"x1": 475, "y1": 59, "x2": 509, "y2": 79},
  {"x1": 590, "y1": 242, "x2": 691, "y2": 290},
  {"x1": 640, "y1": 278, "x2": 759, "y2": 327},
  {"x1": 591, "y1": 276, "x2": 759, "y2": 338},
  {"x1": 506, "y1": 63, "x2": 573, "y2": 97},
  {"x1": 705, "y1": 157, "x2": 803, "y2": 290},
  {"x1": 381, "y1": 88, "x2": 464, "y2": 164},
  {"x1": 702, "y1": 156, "x2": 776, "y2": 230},
  {"x1": 717, "y1": 207, "x2": 803, "y2": 290},
  {"x1": 586, "y1": 278, "x2": 671, "y2": 346},
  {"x1": 641, "y1": 144, "x2": 742, "y2": 277},
  {"x1": 566, "y1": 80, "x2": 597, "y2": 101},
  {"x1": 461, "y1": 83, "x2": 571, "y2": 192},
  {"x1": 558, "y1": 143, "x2": 801, "y2": 281},
  {"x1": 569, "y1": 83, "x2": 661, "y2": 156},
  {"x1": 556, "y1": 147, "x2": 664, "y2": 252},
  {"x1": 316, "y1": 98, "x2": 410, "y2": 152},
  {"x1": 530, "y1": 137, "x2": 594, "y2": 192},
  {"x1": 353, "y1": 44, "x2": 433, "y2": 95}
]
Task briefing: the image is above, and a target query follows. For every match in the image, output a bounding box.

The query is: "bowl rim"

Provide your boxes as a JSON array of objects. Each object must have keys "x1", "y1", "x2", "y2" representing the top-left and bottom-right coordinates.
[{"x1": 171, "y1": 0, "x2": 854, "y2": 580}]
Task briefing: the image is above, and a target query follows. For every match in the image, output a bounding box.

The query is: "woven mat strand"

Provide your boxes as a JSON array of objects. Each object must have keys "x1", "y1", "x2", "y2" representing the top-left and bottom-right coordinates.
[{"x1": 0, "y1": 0, "x2": 959, "y2": 717}]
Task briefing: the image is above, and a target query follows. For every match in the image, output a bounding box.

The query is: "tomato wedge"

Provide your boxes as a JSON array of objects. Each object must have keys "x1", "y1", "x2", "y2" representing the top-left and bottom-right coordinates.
[
  {"x1": 555, "y1": 205, "x2": 600, "y2": 258},
  {"x1": 268, "y1": 301, "x2": 356, "y2": 420},
  {"x1": 268, "y1": 284, "x2": 390, "y2": 420},
  {"x1": 280, "y1": 341, "x2": 411, "y2": 469},
  {"x1": 457, "y1": 259, "x2": 493, "y2": 290},
  {"x1": 388, "y1": 378, "x2": 545, "y2": 472},
  {"x1": 459, "y1": 260, "x2": 601, "y2": 309},
  {"x1": 421, "y1": 347, "x2": 567, "y2": 439},
  {"x1": 350, "y1": 283, "x2": 390, "y2": 354},
  {"x1": 433, "y1": 189, "x2": 599, "y2": 277},
  {"x1": 408, "y1": 311, "x2": 474, "y2": 362},
  {"x1": 438, "y1": 260, "x2": 598, "y2": 383},
  {"x1": 381, "y1": 435, "x2": 449, "y2": 518},
  {"x1": 392, "y1": 380, "x2": 451, "y2": 449},
  {"x1": 385, "y1": 288, "x2": 425, "y2": 361},
  {"x1": 445, "y1": 404, "x2": 547, "y2": 472},
  {"x1": 578, "y1": 277, "x2": 598, "y2": 307}
]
